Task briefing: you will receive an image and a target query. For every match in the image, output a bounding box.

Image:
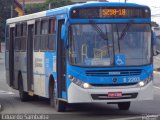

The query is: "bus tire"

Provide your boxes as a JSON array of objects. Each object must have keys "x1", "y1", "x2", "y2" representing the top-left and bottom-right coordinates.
[
  {"x1": 50, "y1": 82, "x2": 66, "y2": 112},
  {"x1": 118, "y1": 102, "x2": 130, "y2": 110},
  {"x1": 49, "y1": 82, "x2": 55, "y2": 107},
  {"x1": 55, "y1": 99, "x2": 66, "y2": 112},
  {"x1": 18, "y1": 74, "x2": 29, "y2": 102}
]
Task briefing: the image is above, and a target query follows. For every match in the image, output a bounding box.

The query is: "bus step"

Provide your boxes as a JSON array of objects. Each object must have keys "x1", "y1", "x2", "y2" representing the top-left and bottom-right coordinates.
[{"x1": 28, "y1": 91, "x2": 34, "y2": 96}]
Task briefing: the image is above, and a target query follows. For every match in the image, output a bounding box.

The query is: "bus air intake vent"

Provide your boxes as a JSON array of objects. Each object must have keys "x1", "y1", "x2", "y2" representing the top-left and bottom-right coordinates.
[{"x1": 85, "y1": 70, "x2": 142, "y2": 77}]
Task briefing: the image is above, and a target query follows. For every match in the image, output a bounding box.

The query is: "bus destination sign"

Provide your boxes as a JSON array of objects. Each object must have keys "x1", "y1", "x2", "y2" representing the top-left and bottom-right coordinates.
[
  {"x1": 71, "y1": 7, "x2": 150, "y2": 19},
  {"x1": 100, "y1": 8, "x2": 126, "y2": 17}
]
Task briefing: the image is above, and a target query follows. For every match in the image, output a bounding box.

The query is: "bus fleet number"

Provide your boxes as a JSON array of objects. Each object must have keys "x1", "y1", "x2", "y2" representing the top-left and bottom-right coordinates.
[{"x1": 128, "y1": 77, "x2": 140, "y2": 83}]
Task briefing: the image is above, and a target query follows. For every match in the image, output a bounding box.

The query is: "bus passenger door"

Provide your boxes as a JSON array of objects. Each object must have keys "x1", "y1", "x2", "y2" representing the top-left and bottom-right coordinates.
[
  {"x1": 27, "y1": 24, "x2": 34, "y2": 92},
  {"x1": 9, "y1": 27, "x2": 15, "y2": 87},
  {"x1": 57, "y1": 19, "x2": 66, "y2": 98}
]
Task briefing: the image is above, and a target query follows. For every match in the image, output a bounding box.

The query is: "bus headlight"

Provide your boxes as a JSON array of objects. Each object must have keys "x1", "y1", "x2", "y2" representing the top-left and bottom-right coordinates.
[
  {"x1": 138, "y1": 75, "x2": 153, "y2": 87},
  {"x1": 68, "y1": 75, "x2": 91, "y2": 89},
  {"x1": 83, "y1": 83, "x2": 91, "y2": 89},
  {"x1": 139, "y1": 81, "x2": 145, "y2": 87}
]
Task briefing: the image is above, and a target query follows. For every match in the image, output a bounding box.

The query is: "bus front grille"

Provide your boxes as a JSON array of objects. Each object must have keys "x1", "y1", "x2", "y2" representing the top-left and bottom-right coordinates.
[{"x1": 85, "y1": 70, "x2": 142, "y2": 77}]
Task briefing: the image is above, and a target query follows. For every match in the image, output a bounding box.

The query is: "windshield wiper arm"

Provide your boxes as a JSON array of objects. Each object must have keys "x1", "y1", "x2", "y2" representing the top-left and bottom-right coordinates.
[
  {"x1": 118, "y1": 22, "x2": 132, "y2": 41},
  {"x1": 116, "y1": 22, "x2": 133, "y2": 52},
  {"x1": 90, "y1": 20, "x2": 108, "y2": 41},
  {"x1": 116, "y1": 24, "x2": 121, "y2": 52}
]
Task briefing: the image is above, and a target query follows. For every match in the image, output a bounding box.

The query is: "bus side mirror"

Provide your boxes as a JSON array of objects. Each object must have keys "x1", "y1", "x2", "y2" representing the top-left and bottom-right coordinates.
[
  {"x1": 152, "y1": 31, "x2": 158, "y2": 56},
  {"x1": 61, "y1": 24, "x2": 66, "y2": 40},
  {"x1": 154, "y1": 50, "x2": 160, "y2": 56},
  {"x1": 153, "y1": 49, "x2": 158, "y2": 56},
  {"x1": 157, "y1": 50, "x2": 160, "y2": 54},
  {"x1": 61, "y1": 24, "x2": 69, "y2": 49}
]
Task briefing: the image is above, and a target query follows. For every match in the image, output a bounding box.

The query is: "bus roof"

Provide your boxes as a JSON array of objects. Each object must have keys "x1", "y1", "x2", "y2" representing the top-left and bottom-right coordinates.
[{"x1": 7, "y1": 2, "x2": 150, "y2": 24}]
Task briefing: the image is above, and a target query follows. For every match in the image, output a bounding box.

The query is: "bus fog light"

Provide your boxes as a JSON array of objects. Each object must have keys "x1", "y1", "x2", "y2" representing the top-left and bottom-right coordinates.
[
  {"x1": 139, "y1": 81, "x2": 145, "y2": 87},
  {"x1": 83, "y1": 83, "x2": 91, "y2": 89},
  {"x1": 68, "y1": 75, "x2": 74, "y2": 80}
]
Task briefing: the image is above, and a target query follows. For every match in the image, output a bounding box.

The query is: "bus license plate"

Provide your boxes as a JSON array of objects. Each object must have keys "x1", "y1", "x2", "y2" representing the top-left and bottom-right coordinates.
[{"x1": 108, "y1": 92, "x2": 122, "y2": 97}]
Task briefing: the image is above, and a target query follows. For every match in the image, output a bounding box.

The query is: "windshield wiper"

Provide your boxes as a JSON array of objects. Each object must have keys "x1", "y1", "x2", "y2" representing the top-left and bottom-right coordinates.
[
  {"x1": 116, "y1": 24, "x2": 121, "y2": 52},
  {"x1": 90, "y1": 20, "x2": 110, "y2": 56},
  {"x1": 116, "y1": 22, "x2": 132, "y2": 52},
  {"x1": 118, "y1": 22, "x2": 132, "y2": 41},
  {"x1": 90, "y1": 20, "x2": 108, "y2": 41}
]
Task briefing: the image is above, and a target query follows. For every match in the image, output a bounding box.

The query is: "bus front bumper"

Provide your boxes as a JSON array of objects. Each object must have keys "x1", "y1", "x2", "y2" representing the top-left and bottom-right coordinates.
[{"x1": 67, "y1": 81, "x2": 153, "y2": 103}]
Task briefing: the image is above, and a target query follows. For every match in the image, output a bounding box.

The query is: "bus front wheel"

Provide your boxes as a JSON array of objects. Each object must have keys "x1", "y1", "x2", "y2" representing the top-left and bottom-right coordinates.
[
  {"x1": 50, "y1": 83, "x2": 66, "y2": 112},
  {"x1": 118, "y1": 102, "x2": 130, "y2": 110},
  {"x1": 54, "y1": 99, "x2": 67, "y2": 112}
]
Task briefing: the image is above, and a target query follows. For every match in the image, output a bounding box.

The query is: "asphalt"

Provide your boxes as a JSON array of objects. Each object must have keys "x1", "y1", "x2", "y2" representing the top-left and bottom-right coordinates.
[{"x1": 0, "y1": 52, "x2": 160, "y2": 120}]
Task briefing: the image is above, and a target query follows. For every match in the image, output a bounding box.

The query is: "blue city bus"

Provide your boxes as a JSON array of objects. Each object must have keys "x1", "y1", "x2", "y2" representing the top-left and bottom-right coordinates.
[{"x1": 5, "y1": 1, "x2": 154, "y2": 112}]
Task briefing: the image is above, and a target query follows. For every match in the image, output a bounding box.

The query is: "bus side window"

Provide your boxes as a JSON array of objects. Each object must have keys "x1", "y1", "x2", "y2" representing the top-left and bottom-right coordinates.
[
  {"x1": 48, "y1": 18, "x2": 56, "y2": 51},
  {"x1": 40, "y1": 19, "x2": 48, "y2": 51},
  {"x1": 15, "y1": 24, "x2": 21, "y2": 51},
  {"x1": 34, "y1": 20, "x2": 41, "y2": 51},
  {"x1": 21, "y1": 23, "x2": 27, "y2": 51}
]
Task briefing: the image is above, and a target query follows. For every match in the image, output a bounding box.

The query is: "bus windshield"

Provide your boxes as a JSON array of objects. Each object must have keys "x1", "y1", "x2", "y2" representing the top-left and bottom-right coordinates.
[{"x1": 69, "y1": 24, "x2": 151, "y2": 67}]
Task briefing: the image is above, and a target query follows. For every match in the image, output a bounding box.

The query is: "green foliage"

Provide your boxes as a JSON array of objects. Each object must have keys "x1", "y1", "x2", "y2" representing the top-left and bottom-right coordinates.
[
  {"x1": 25, "y1": 0, "x2": 74, "y2": 14},
  {"x1": 0, "y1": 0, "x2": 14, "y2": 41},
  {"x1": 25, "y1": 3, "x2": 45, "y2": 14},
  {"x1": 0, "y1": 0, "x2": 74, "y2": 41},
  {"x1": 45, "y1": 0, "x2": 74, "y2": 8}
]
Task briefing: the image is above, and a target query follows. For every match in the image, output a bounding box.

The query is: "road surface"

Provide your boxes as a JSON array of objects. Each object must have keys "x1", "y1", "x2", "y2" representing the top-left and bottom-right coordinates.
[{"x1": 0, "y1": 53, "x2": 160, "y2": 120}]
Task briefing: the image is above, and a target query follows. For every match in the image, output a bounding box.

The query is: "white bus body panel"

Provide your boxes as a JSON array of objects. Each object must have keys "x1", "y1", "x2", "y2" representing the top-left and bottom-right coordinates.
[
  {"x1": 68, "y1": 81, "x2": 153, "y2": 103},
  {"x1": 7, "y1": 11, "x2": 46, "y2": 24},
  {"x1": 33, "y1": 52, "x2": 49, "y2": 97},
  {"x1": 20, "y1": 52, "x2": 27, "y2": 92},
  {"x1": 33, "y1": 52, "x2": 45, "y2": 97}
]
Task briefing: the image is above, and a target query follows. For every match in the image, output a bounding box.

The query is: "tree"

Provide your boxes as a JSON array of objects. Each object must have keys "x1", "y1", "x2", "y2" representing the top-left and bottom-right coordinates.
[
  {"x1": 0, "y1": 0, "x2": 15, "y2": 41},
  {"x1": 25, "y1": 3, "x2": 45, "y2": 14},
  {"x1": 0, "y1": 0, "x2": 74, "y2": 41},
  {"x1": 25, "y1": 0, "x2": 74, "y2": 14},
  {"x1": 45, "y1": 0, "x2": 73, "y2": 8}
]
